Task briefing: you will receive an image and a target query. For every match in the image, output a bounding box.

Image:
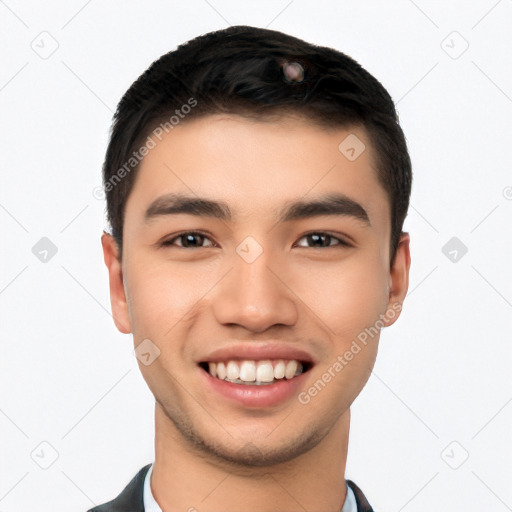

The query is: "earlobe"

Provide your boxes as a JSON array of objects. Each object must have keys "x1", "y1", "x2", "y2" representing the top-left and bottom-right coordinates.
[
  {"x1": 101, "y1": 231, "x2": 132, "y2": 334},
  {"x1": 384, "y1": 232, "x2": 411, "y2": 327}
]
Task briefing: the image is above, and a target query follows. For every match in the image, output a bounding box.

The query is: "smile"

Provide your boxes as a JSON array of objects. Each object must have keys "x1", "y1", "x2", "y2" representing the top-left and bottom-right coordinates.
[
  {"x1": 197, "y1": 357, "x2": 313, "y2": 407},
  {"x1": 202, "y1": 359, "x2": 306, "y2": 385}
]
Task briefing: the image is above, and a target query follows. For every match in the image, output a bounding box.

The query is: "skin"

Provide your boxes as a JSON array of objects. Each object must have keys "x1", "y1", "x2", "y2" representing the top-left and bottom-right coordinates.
[{"x1": 102, "y1": 113, "x2": 411, "y2": 512}]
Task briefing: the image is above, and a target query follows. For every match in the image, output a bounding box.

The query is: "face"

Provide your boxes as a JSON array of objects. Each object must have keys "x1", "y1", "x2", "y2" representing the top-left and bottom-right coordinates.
[{"x1": 102, "y1": 113, "x2": 410, "y2": 468}]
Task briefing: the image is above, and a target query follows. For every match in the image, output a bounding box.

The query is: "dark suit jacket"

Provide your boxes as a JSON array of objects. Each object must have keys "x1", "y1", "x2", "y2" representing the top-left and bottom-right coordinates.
[{"x1": 87, "y1": 463, "x2": 374, "y2": 512}]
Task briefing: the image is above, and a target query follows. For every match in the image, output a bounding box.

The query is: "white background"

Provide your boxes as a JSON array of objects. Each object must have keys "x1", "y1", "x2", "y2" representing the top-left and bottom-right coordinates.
[{"x1": 1, "y1": 1, "x2": 511, "y2": 511}]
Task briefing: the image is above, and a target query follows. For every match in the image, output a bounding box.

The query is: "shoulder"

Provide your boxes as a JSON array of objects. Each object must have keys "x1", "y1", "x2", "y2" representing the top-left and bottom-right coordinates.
[{"x1": 86, "y1": 463, "x2": 152, "y2": 512}]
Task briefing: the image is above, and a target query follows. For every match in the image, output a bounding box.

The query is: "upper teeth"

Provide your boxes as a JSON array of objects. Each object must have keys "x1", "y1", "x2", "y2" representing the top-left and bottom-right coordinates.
[{"x1": 208, "y1": 360, "x2": 303, "y2": 385}]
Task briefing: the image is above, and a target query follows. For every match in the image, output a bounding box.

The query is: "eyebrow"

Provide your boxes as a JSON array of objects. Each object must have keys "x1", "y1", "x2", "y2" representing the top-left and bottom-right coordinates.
[{"x1": 144, "y1": 192, "x2": 371, "y2": 226}]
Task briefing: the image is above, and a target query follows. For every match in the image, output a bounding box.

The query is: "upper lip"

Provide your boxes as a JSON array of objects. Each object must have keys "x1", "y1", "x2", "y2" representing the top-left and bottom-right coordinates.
[{"x1": 199, "y1": 343, "x2": 316, "y2": 365}]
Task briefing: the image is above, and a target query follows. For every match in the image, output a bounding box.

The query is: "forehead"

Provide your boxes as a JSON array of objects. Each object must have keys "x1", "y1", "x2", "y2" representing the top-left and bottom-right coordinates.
[{"x1": 126, "y1": 114, "x2": 390, "y2": 231}]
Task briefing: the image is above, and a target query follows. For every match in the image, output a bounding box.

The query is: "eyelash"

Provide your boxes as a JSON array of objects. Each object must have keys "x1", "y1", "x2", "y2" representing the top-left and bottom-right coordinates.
[{"x1": 160, "y1": 231, "x2": 352, "y2": 249}]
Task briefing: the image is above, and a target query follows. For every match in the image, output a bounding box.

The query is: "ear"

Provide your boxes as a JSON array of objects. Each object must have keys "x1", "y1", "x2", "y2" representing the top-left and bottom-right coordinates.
[
  {"x1": 101, "y1": 231, "x2": 132, "y2": 334},
  {"x1": 383, "y1": 232, "x2": 411, "y2": 327}
]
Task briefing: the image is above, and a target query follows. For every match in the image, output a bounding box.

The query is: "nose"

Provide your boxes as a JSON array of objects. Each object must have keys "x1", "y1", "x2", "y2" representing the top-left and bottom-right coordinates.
[{"x1": 212, "y1": 245, "x2": 298, "y2": 333}]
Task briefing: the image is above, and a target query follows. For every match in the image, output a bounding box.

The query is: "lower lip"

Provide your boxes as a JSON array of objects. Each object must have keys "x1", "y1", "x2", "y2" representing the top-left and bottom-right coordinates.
[{"x1": 199, "y1": 366, "x2": 309, "y2": 408}]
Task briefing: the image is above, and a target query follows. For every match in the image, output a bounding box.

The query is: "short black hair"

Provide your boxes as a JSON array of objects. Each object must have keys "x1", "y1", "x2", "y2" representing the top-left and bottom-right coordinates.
[{"x1": 102, "y1": 25, "x2": 412, "y2": 263}]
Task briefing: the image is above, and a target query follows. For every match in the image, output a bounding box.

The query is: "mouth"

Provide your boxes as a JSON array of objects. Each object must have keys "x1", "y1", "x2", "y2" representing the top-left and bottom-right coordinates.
[
  {"x1": 197, "y1": 344, "x2": 316, "y2": 407},
  {"x1": 198, "y1": 359, "x2": 313, "y2": 385}
]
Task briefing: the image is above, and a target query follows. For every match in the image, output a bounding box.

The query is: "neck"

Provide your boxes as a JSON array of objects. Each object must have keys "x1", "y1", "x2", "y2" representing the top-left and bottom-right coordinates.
[{"x1": 151, "y1": 403, "x2": 351, "y2": 512}]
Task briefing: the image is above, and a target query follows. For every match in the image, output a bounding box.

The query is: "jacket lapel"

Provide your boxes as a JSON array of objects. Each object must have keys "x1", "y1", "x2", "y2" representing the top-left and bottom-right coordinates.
[
  {"x1": 346, "y1": 479, "x2": 374, "y2": 511},
  {"x1": 87, "y1": 463, "x2": 151, "y2": 512}
]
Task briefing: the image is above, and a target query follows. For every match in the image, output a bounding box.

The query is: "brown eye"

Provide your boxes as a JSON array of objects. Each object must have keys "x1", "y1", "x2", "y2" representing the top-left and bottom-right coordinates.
[
  {"x1": 162, "y1": 232, "x2": 214, "y2": 249},
  {"x1": 295, "y1": 232, "x2": 350, "y2": 248}
]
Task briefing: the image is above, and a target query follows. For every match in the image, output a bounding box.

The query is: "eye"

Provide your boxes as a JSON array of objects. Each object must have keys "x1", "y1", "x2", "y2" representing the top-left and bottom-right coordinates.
[
  {"x1": 161, "y1": 231, "x2": 215, "y2": 249},
  {"x1": 294, "y1": 232, "x2": 351, "y2": 249},
  {"x1": 160, "y1": 231, "x2": 352, "y2": 250}
]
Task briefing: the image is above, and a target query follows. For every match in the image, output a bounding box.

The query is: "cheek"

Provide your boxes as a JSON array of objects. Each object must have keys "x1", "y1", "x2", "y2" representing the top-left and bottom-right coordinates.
[
  {"x1": 298, "y1": 260, "x2": 386, "y2": 410},
  {"x1": 291, "y1": 254, "x2": 389, "y2": 336},
  {"x1": 125, "y1": 260, "x2": 207, "y2": 336}
]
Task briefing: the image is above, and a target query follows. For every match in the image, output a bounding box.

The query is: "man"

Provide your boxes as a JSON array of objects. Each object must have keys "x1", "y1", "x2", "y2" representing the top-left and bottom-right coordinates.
[{"x1": 91, "y1": 24, "x2": 412, "y2": 512}]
